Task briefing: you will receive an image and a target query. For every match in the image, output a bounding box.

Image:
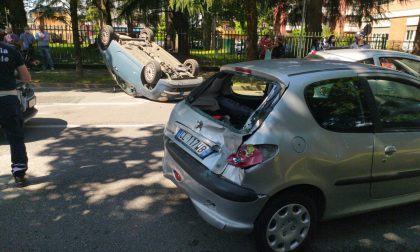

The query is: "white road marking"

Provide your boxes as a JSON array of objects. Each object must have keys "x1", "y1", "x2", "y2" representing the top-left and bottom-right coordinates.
[
  {"x1": 25, "y1": 124, "x2": 163, "y2": 128},
  {"x1": 36, "y1": 101, "x2": 149, "y2": 107}
]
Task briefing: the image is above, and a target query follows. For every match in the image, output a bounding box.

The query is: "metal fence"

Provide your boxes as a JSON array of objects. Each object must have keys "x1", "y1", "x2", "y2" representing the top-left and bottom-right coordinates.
[{"x1": 9, "y1": 25, "x2": 413, "y2": 67}]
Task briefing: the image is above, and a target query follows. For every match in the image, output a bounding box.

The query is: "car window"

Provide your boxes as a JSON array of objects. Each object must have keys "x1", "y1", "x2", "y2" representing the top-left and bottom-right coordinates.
[
  {"x1": 231, "y1": 74, "x2": 268, "y2": 97},
  {"x1": 367, "y1": 78, "x2": 420, "y2": 130},
  {"x1": 304, "y1": 54, "x2": 325, "y2": 60},
  {"x1": 358, "y1": 58, "x2": 374, "y2": 65},
  {"x1": 305, "y1": 78, "x2": 371, "y2": 132},
  {"x1": 379, "y1": 57, "x2": 420, "y2": 76}
]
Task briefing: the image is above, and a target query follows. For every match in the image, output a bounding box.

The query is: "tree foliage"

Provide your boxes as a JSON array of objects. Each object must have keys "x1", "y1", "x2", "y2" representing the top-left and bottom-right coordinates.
[{"x1": 3, "y1": 0, "x2": 28, "y2": 30}]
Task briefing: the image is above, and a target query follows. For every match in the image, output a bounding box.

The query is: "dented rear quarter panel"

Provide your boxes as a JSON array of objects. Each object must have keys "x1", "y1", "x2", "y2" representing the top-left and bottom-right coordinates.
[{"x1": 240, "y1": 70, "x2": 375, "y2": 220}]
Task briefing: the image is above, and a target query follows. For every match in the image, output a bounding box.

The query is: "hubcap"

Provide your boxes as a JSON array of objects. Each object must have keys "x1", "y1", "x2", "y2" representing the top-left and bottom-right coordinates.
[
  {"x1": 101, "y1": 30, "x2": 109, "y2": 44},
  {"x1": 145, "y1": 64, "x2": 156, "y2": 82},
  {"x1": 266, "y1": 203, "x2": 311, "y2": 252}
]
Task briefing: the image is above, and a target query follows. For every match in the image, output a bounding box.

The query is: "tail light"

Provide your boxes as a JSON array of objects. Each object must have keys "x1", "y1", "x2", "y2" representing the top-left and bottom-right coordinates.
[{"x1": 227, "y1": 144, "x2": 278, "y2": 169}]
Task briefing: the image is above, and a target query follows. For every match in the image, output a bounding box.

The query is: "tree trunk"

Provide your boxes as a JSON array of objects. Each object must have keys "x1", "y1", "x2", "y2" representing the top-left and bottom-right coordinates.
[
  {"x1": 245, "y1": 0, "x2": 258, "y2": 60},
  {"x1": 306, "y1": 0, "x2": 323, "y2": 33},
  {"x1": 413, "y1": 16, "x2": 420, "y2": 56},
  {"x1": 126, "y1": 14, "x2": 134, "y2": 36},
  {"x1": 92, "y1": 0, "x2": 112, "y2": 26},
  {"x1": 169, "y1": 11, "x2": 190, "y2": 56},
  {"x1": 70, "y1": 0, "x2": 83, "y2": 77},
  {"x1": 165, "y1": 11, "x2": 176, "y2": 51},
  {"x1": 4, "y1": 0, "x2": 27, "y2": 32},
  {"x1": 104, "y1": 0, "x2": 112, "y2": 25},
  {"x1": 202, "y1": 13, "x2": 212, "y2": 50}
]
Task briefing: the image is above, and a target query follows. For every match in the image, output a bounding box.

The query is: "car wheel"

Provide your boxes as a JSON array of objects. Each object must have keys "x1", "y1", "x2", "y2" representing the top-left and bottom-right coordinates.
[
  {"x1": 140, "y1": 28, "x2": 154, "y2": 42},
  {"x1": 143, "y1": 60, "x2": 161, "y2": 87},
  {"x1": 100, "y1": 25, "x2": 114, "y2": 49},
  {"x1": 254, "y1": 192, "x2": 318, "y2": 252},
  {"x1": 183, "y1": 59, "x2": 199, "y2": 77}
]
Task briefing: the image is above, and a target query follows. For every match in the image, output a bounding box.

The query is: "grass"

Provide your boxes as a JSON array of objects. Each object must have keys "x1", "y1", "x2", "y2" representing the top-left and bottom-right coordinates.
[
  {"x1": 33, "y1": 44, "x2": 104, "y2": 65},
  {"x1": 30, "y1": 69, "x2": 218, "y2": 88},
  {"x1": 30, "y1": 69, "x2": 115, "y2": 87}
]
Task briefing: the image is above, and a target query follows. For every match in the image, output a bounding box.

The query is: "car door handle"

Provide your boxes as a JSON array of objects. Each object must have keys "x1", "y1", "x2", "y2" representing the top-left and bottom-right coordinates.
[{"x1": 384, "y1": 145, "x2": 397, "y2": 156}]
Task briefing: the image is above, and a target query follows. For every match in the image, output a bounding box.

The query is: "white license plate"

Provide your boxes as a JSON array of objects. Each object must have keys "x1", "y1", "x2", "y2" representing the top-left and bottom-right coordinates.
[
  {"x1": 28, "y1": 97, "x2": 36, "y2": 108},
  {"x1": 175, "y1": 129, "x2": 213, "y2": 158}
]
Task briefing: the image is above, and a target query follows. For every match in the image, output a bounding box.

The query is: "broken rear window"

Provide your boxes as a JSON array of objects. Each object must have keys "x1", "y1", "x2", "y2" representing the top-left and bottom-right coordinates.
[{"x1": 187, "y1": 71, "x2": 282, "y2": 132}]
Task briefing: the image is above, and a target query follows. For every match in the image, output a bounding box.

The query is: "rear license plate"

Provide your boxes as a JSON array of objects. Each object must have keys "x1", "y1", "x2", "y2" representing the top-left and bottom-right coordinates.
[{"x1": 175, "y1": 129, "x2": 213, "y2": 158}]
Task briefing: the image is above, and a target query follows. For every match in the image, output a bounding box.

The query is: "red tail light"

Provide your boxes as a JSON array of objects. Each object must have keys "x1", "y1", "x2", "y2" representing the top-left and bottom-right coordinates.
[
  {"x1": 227, "y1": 145, "x2": 262, "y2": 168},
  {"x1": 227, "y1": 144, "x2": 277, "y2": 169},
  {"x1": 234, "y1": 67, "x2": 252, "y2": 75},
  {"x1": 173, "y1": 170, "x2": 183, "y2": 182}
]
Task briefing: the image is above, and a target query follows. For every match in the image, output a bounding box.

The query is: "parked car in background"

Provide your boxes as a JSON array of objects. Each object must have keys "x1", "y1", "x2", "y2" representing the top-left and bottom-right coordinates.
[
  {"x1": 18, "y1": 82, "x2": 37, "y2": 123},
  {"x1": 163, "y1": 59, "x2": 420, "y2": 251},
  {"x1": 306, "y1": 49, "x2": 420, "y2": 78},
  {"x1": 98, "y1": 25, "x2": 203, "y2": 101},
  {"x1": 235, "y1": 41, "x2": 245, "y2": 54}
]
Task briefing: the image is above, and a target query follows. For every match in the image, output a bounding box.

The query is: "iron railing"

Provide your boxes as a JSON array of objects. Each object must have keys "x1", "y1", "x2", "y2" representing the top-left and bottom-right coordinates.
[{"x1": 8, "y1": 25, "x2": 410, "y2": 67}]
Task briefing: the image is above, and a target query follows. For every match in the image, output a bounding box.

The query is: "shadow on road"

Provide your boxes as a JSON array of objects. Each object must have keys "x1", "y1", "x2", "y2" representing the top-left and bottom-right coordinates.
[
  {"x1": 310, "y1": 202, "x2": 420, "y2": 251},
  {"x1": 2, "y1": 123, "x2": 419, "y2": 251},
  {"x1": 0, "y1": 125, "x2": 253, "y2": 251}
]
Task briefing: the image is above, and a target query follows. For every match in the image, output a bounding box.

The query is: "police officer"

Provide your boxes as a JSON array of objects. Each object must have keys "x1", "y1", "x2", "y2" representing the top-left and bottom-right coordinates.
[{"x1": 0, "y1": 28, "x2": 32, "y2": 187}]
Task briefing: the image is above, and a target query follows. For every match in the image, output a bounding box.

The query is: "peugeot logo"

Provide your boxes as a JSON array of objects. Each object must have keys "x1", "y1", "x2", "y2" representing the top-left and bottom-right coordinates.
[{"x1": 195, "y1": 120, "x2": 203, "y2": 130}]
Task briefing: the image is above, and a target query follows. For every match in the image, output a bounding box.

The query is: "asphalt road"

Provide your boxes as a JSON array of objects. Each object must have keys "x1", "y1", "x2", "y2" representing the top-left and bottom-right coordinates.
[{"x1": 1, "y1": 88, "x2": 420, "y2": 251}]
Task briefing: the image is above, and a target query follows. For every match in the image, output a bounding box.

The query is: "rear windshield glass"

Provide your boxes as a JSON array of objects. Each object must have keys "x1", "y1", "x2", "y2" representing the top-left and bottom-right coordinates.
[
  {"x1": 305, "y1": 54, "x2": 325, "y2": 60},
  {"x1": 188, "y1": 72, "x2": 281, "y2": 132}
]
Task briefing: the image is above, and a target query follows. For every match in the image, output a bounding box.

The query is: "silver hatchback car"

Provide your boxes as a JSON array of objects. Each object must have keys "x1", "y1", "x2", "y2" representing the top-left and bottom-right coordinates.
[{"x1": 162, "y1": 60, "x2": 420, "y2": 252}]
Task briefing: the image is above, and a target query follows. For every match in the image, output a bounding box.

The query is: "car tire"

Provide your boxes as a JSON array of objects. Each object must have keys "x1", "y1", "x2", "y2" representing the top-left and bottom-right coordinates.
[
  {"x1": 140, "y1": 28, "x2": 154, "y2": 42},
  {"x1": 183, "y1": 59, "x2": 199, "y2": 77},
  {"x1": 99, "y1": 25, "x2": 114, "y2": 49},
  {"x1": 143, "y1": 60, "x2": 161, "y2": 86},
  {"x1": 254, "y1": 192, "x2": 318, "y2": 252}
]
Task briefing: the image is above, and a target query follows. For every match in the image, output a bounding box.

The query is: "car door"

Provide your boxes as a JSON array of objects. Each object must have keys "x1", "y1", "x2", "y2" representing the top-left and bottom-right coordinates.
[{"x1": 364, "y1": 75, "x2": 420, "y2": 198}]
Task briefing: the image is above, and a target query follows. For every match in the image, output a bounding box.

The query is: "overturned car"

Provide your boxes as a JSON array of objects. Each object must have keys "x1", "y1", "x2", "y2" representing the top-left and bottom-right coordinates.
[
  {"x1": 0, "y1": 82, "x2": 37, "y2": 128},
  {"x1": 98, "y1": 25, "x2": 203, "y2": 101},
  {"x1": 19, "y1": 82, "x2": 37, "y2": 123}
]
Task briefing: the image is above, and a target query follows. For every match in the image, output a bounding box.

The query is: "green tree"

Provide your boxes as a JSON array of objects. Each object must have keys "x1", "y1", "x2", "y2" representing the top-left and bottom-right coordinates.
[
  {"x1": 89, "y1": 0, "x2": 113, "y2": 26},
  {"x1": 281, "y1": 0, "x2": 402, "y2": 33},
  {"x1": 34, "y1": 0, "x2": 83, "y2": 75},
  {"x1": 4, "y1": 0, "x2": 28, "y2": 31},
  {"x1": 170, "y1": 0, "x2": 267, "y2": 59}
]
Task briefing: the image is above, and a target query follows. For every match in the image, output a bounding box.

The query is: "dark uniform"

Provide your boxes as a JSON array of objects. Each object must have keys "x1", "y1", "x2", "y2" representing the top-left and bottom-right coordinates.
[{"x1": 0, "y1": 41, "x2": 28, "y2": 183}]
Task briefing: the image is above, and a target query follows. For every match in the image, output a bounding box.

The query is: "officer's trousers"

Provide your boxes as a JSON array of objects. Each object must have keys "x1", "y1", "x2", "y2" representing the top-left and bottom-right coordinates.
[{"x1": 0, "y1": 96, "x2": 28, "y2": 169}]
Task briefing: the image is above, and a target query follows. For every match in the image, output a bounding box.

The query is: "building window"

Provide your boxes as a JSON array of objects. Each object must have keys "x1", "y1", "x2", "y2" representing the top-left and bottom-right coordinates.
[{"x1": 406, "y1": 30, "x2": 415, "y2": 41}]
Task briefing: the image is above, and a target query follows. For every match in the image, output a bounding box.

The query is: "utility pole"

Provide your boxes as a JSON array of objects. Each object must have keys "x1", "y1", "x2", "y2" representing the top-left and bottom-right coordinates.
[{"x1": 298, "y1": 0, "x2": 307, "y2": 58}]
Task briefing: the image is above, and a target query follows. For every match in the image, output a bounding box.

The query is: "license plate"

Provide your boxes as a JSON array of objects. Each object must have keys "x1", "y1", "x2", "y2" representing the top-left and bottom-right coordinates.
[
  {"x1": 175, "y1": 129, "x2": 213, "y2": 158},
  {"x1": 28, "y1": 97, "x2": 36, "y2": 108}
]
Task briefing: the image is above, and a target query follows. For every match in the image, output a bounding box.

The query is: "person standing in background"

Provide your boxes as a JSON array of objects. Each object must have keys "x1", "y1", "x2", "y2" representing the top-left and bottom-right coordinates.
[
  {"x1": 35, "y1": 25, "x2": 55, "y2": 70},
  {"x1": 272, "y1": 36, "x2": 285, "y2": 59},
  {"x1": 20, "y1": 26, "x2": 35, "y2": 61},
  {"x1": 350, "y1": 32, "x2": 370, "y2": 49},
  {"x1": 259, "y1": 35, "x2": 271, "y2": 59},
  {"x1": 3, "y1": 27, "x2": 20, "y2": 49}
]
